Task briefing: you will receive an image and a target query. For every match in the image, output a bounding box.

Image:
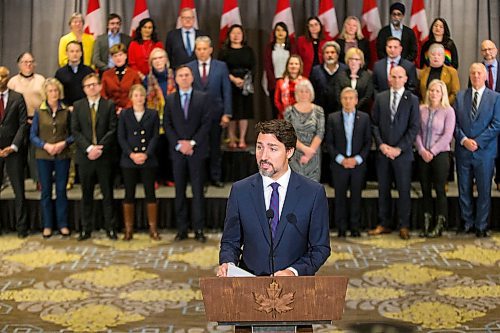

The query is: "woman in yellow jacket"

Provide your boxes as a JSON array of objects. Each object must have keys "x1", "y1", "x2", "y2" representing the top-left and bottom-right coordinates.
[{"x1": 58, "y1": 13, "x2": 94, "y2": 67}]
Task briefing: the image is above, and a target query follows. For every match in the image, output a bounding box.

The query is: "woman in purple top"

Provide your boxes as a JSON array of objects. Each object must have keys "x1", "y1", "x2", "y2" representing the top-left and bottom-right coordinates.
[{"x1": 415, "y1": 79, "x2": 455, "y2": 237}]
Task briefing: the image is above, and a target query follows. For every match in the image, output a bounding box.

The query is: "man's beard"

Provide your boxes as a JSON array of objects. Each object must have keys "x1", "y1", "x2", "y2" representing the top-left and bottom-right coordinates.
[
  {"x1": 391, "y1": 19, "x2": 402, "y2": 27},
  {"x1": 258, "y1": 160, "x2": 277, "y2": 178},
  {"x1": 325, "y1": 59, "x2": 337, "y2": 65}
]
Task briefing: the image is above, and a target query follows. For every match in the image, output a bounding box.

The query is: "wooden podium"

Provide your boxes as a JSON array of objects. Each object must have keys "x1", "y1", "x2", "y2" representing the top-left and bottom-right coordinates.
[{"x1": 200, "y1": 276, "x2": 348, "y2": 332}]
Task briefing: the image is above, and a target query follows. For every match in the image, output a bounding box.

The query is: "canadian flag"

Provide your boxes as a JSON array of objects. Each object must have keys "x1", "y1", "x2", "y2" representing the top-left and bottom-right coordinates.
[
  {"x1": 130, "y1": 0, "x2": 150, "y2": 36},
  {"x1": 318, "y1": 0, "x2": 339, "y2": 40},
  {"x1": 83, "y1": 0, "x2": 104, "y2": 38},
  {"x1": 220, "y1": 0, "x2": 242, "y2": 45},
  {"x1": 361, "y1": 0, "x2": 381, "y2": 69},
  {"x1": 272, "y1": 0, "x2": 295, "y2": 39},
  {"x1": 410, "y1": 0, "x2": 429, "y2": 67},
  {"x1": 176, "y1": 0, "x2": 199, "y2": 29},
  {"x1": 262, "y1": 0, "x2": 295, "y2": 96}
]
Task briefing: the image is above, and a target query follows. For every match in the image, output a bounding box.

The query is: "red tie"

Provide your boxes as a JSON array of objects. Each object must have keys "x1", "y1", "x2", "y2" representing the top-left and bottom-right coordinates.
[
  {"x1": 201, "y1": 62, "x2": 207, "y2": 85},
  {"x1": 0, "y1": 93, "x2": 4, "y2": 121},
  {"x1": 487, "y1": 65, "x2": 494, "y2": 89}
]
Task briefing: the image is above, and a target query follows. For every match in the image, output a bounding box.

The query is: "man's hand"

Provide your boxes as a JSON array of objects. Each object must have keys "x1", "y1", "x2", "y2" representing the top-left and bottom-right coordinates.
[
  {"x1": 0, "y1": 147, "x2": 15, "y2": 158},
  {"x1": 463, "y1": 138, "x2": 478, "y2": 152},
  {"x1": 87, "y1": 145, "x2": 103, "y2": 160},
  {"x1": 178, "y1": 140, "x2": 194, "y2": 155},
  {"x1": 341, "y1": 157, "x2": 357, "y2": 169},
  {"x1": 274, "y1": 269, "x2": 296, "y2": 276},
  {"x1": 217, "y1": 263, "x2": 229, "y2": 277},
  {"x1": 220, "y1": 115, "x2": 231, "y2": 128}
]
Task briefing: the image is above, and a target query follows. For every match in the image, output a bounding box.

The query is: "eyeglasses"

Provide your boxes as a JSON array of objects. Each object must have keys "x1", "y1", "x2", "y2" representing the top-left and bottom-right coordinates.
[
  {"x1": 20, "y1": 60, "x2": 35, "y2": 65},
  {"x1": 482, "y1": 48, "x2": 497, "y2": 52},
  {"x1": 83, "y1": 82, "x2": 99, "y2": 88},
  {"x1": 349, "y1": 58, "x2": 362, "y2": 61},
  {"x1": 181, "y1": 16, "x2": 194, "y2": 20}
]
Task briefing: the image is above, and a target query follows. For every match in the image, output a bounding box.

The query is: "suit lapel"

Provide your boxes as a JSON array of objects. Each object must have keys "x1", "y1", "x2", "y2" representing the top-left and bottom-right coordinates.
[
  {"x1": 274, "y1": 171, "x2": 301, "y2": 248},
  {"x1": 250, "y1": 175, "x2": 271, "y2": 247},
  {"x1": 475, "y1": 89, "x2": 490, "y2": 120},
  {"x1": 2, "y1": 91, "x2": 15, "y2": 122}
]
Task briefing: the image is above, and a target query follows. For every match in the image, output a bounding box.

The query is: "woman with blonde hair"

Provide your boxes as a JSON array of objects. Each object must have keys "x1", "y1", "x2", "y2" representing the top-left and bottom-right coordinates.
[
  {"x1": 30, "y1": 78, "x2": 73, "y2": 238},
  {"x1": 284, "y1": 79, "x2": 325, "y2": 182},
  {"x1": 118, "y1": 84, "x2": 160, "y2": 240},
  {"x1": 415, "y1": 79, "x2": 455, "y2": 237},
  {"x1": 336, "y1": 16, "x2": 370, "y2": 67},
  {"x1": 58, "y1": 13, "x2": 94, "y2": 67}
]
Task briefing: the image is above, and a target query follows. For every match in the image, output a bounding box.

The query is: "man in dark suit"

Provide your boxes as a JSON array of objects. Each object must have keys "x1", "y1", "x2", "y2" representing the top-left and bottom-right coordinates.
[
  {"x1": 71, "y1": 73, "x2": 117, "y2": 241},
  {"x1": 165, "y1": 8, "x2": 206, "y2": 69},
  {"x1": 373, "y1": 37, "x2": 417, "y2": 94},
  {"x1": 376, "y1": 2, "x2": 418, "y2": 62},
  {"x1": 187, "y1": 36, "x2": 231, "y2": 188},
  {"x1": 0, "y1": 66, "x2": 28, "y2": 238},
  {"x1": 309, "y1": 41, "x2": 347, "y2": 115},
  {"x1": 455, "y1": 63, "x2": 500, "y2": 237},
  {"x1": 326, "y1": 87, "x2": 371, "y2": 238},
  {"x1": 92, "y1": 13, "x2": 132, "y2": 74},
  {"x1": 480, "y1": 40, "x2": 500, "y2": 191},
  {"x1": 217, "y1": 120, "x2": 330, "y2": 277},
  {"x1": 164, "y1": 65, "x2": 211, "y2": 242},
  {"x1": 369, "y1": 66, "x2": 420, "y2": 240}
]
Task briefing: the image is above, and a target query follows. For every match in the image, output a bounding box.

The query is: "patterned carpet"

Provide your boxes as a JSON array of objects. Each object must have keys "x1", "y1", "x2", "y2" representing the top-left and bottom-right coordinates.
[{"x1": 0, "y1": 231, "x2": 499, "y2": 332}]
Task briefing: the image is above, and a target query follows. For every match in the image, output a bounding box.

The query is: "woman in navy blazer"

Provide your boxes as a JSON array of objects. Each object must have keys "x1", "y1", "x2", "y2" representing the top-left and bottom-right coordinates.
[{"x1": 117, "y1": 84, "x2": 160, "y2": 241}]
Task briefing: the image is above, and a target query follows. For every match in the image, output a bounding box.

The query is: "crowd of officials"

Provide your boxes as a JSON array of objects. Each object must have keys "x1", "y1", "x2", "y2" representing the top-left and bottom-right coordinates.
[{"x1": 0, "y1": 3, "x2": 499, "y2": 242}]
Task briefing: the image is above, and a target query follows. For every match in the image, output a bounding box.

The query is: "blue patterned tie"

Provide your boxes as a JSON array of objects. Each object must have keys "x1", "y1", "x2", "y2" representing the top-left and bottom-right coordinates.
[
  {"x1": 183, "y1": 93, "x2": 189, "y2": 119},
  {"x1": 269, "y1": 182, "x2": 280, "y2": 238},
  {"x1": 185, "y1": 31, "x2": 192, "y2": 56}
]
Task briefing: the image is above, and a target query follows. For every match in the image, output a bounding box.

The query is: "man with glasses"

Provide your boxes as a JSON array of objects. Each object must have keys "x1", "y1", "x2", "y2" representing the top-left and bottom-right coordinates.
[
  {"x1": 165, "y1": 8, "x2": 207, "y2": 69},
  {"x1": 93, "y1": 13, "x2": 132, "y2": 75},
  {"x1": 376, "y1": 2, "x2": 418, "y2": 62},
  {"x1": 72, "y1": 73, "x2": 117, "y2": 241}
]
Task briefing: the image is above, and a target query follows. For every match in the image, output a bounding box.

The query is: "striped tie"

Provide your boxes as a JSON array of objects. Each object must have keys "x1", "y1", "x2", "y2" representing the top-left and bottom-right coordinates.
[
  {"x1": 390, "y1": 91, "x2": 398, "y2": 122},
  {"x1": 269, "y1": 182, "x2": 280, "y2": 238},
  {"x1": 471, "y1": 91, "x2": 478, "y2": 120}
]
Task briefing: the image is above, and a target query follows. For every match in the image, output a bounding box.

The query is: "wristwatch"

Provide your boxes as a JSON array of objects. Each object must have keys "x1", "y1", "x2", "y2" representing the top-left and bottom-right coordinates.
[{"x1": 190, "y1": 140, "x2": 196, "y2": 146}]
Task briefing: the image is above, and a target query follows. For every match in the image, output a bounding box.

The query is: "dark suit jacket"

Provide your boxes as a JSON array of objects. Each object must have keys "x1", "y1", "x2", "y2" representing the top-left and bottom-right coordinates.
[
  {"x1": 0, "y1": 90, "x2": 27, "y2": 150},
  {"x1": 117, "y1": 108, "x2": 159, "y2": 168},
  {"x1": 71, "y1": 97, "x2": 117, "y2": 164},
  {"x1": 309, "y1": 63, "x2": 347, "y2": 114},
  {"x1": 186, "y1": 59, "x2": 232, "y2": 120},
  {"x1": 373, "y1": 57, "x2": 417, "y2": 94},
  {"x1": 165, "y1": 28, "x2": 206, "y2": 69},
  {"x1": 92, "y1": 33, "x2": 132, "y2": 72},
  {"x1": 376, "y1": 25, "x2": 418, "y2": 61},
  {"x1": 334, "y1": 69, "x2": 374, "y2": 112},
  {"x1": 454, "y1": 88, "x2": 500, "y2": 160},
  {"x1": 336, "y1": 38, "x2": 370, "y2": 66},
  {"x1": 164, "y1": 90, "x2": 211, "y2": 159},
  {"x1": 325, "y1": 110, "x2": 372, "y2": 164},
  {"x1": 372, "y1": 89, "x2": 420, "y2": 161},
  {"x1": 219, "y1": 171, "x2": 331, "y2": 276}
]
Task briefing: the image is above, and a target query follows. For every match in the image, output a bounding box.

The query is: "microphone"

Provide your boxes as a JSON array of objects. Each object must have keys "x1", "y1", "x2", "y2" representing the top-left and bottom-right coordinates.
[
  {"x1": 286, "y1": 213, "x2": 313, "y2": 268},
  {"x1": 266, "y1": 209, "x2": 275, "y2": 277}
]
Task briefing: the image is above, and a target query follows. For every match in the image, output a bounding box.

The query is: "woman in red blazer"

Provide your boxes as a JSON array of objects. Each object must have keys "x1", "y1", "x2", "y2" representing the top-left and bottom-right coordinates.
[
  {"x1": 128, "y1": 18, "x2": 164, "y2": 78},
  {"x1": 101, "y1": 43, "x2": 141, "y2": 115},
  {"x1": 274, "y1": 54, "x2": 305, "y2": 119},
  {"x1": 297, "y1": 16, "x2": 332, "y2": 78}
]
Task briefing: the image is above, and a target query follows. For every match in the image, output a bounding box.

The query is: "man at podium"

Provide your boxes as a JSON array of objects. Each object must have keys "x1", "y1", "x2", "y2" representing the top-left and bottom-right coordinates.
[{"x1": 218, "y1": 120, "x2": 331, "y2": 276}]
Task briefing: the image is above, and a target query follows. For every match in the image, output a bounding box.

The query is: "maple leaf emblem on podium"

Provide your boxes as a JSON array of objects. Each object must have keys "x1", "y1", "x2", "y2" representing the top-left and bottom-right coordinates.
[{"x1": 253, "y1": 281, "x2": 295, "y2": 317}]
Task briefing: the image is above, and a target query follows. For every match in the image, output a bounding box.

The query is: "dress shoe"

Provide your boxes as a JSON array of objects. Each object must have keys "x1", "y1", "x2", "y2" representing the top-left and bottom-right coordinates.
[
  {"x1": 211, "y1": 181, "x2": 224, "y2": 188},
  {"x1": 77, "y1": 231, "x2": 92, "y2": 241},
  {"x1": 457, "y1": 225, "x2": 475, "y2": 234},
  {"x1": 106, "y1": 230, "x2": 118, "y2": 240},
  {"x1": 368, "y1": 225, "x2": 392, "y2": 236},
  {"x1": 337, "y1": 230, "x2": 347, "y2": 238},
  {"x1": 174, "y1": 232, "x2": 188, "y2": 241},
  {"x1": 350, "y1": 230, "x2": 361, "y2": 237},
  {"x1": 17, "y1": 230, "x2": 29, "y2": 239},
  {"x1": 399, "y1": 227, "x2": 410, "y2": 240},
  {"x1": 476, "y1": 229, "x2": 489, "y2": 238},
  {"x1": 194, "y1": 230, "x2": 207, "y2": 243}
]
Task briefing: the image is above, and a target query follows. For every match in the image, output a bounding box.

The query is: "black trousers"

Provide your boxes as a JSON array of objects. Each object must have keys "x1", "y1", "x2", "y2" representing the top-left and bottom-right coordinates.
[
  {"x1": 495, "y1": 135, "x2": 500, "y2": 185},
  {"x1": 376, "y1": 153, "x2": 413, "y2": 228},
  {"x1": 78, "y1": 160, "x2": 115, "y2": 232},
  {"x1": 209, "y1": 120, "x2": 222, "y2": 182},
  {"x1": 171, "y1": 154, "x2": 206, "y2": 233},
  {"x1": 332, "y1": 162, "x2": 366, "y2": 231},
  {"x1": 417, "y1": 152, "x2": 450, "y2": 218},
  {"x1": 0, "y1": 151, "x2": 27, "y2": 232},
  {"x1": 122, "y1": 167, "x2": 157, "y2": 203}
]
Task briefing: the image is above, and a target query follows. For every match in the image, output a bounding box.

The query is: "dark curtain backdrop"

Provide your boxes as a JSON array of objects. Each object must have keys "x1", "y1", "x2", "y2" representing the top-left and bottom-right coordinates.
[{"x1": 1, "y1": 0, "x2": 499, "y2": 123}]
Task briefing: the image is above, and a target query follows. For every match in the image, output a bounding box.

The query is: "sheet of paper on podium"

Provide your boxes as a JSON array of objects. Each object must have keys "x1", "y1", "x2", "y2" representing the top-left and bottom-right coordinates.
[{"x1": 227, "y1": 264, "x2": 255, "y2": 277}]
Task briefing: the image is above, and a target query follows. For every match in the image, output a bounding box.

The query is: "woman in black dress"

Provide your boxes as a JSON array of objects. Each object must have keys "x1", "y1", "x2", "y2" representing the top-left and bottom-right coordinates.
[{"x1": 218, "y1": 24, "x2": 255, "y2": 149}]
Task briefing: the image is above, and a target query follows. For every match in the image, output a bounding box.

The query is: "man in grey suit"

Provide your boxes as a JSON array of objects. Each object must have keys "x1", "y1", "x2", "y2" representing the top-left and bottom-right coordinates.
[
  {"x1": 92, "y1": 14, "x2": 132, "y2": 74},
  {"x1": 368, "y1": 66, "x2": 420, "y2": 240},
  {"x1": 455, "y1": 63, "x2": 500, "y2": 237}
]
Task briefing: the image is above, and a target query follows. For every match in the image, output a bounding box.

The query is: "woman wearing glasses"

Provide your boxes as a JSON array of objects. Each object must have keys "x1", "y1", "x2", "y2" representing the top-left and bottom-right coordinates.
[{"x1": 30, "y1": 78, "x2": 73, "y2": 238}]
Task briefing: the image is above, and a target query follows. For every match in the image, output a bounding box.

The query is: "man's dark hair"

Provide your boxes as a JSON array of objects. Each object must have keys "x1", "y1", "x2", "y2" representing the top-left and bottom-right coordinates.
[
  {"x1": 175, "y1": 64, "x2": 193, "y2": 75},
  {"x1": 386, "y1": 36, "x2": 402, "y2": 46},
  {"x1": 107, "y1": 13, "x2": 122, "y2": 23},
  {"x1": 255, "y1": 120, "x2": 297, "y2": 151}
]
